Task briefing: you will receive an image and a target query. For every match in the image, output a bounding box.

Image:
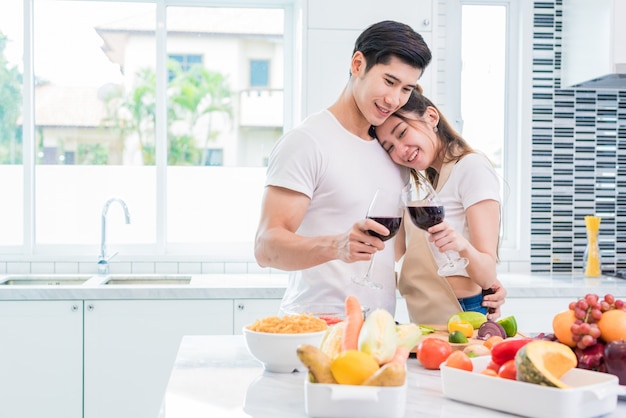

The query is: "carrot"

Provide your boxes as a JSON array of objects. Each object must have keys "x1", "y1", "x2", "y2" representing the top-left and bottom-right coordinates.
[
  {"x1": 341, "y1": 295, "x2": 364, "y2": 351},
  {"x1": 386, "y1": 346, "x2": 411, "y2": 366}
]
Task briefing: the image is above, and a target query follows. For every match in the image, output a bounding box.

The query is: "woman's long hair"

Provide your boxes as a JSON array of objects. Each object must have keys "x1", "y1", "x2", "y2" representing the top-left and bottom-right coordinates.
[{"x1": 396, "y1": 85, "x2": 475, "y2": 186}]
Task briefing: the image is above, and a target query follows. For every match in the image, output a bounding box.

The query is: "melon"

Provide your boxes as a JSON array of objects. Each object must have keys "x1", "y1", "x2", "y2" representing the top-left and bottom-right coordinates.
[{"x1": 514, "y1": 340, "x2": 577, "y2": 388}]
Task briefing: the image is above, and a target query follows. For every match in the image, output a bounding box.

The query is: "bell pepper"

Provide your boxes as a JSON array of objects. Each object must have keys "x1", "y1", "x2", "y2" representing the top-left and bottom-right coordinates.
[{"x1": 490, "y1": 338, "x2": 533, "y2": 366}]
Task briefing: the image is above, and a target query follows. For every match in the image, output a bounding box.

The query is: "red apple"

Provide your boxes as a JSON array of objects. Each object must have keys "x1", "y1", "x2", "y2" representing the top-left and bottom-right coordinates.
[{"x1": 604, "y1": 340, "x2": 626, "y2": 385}]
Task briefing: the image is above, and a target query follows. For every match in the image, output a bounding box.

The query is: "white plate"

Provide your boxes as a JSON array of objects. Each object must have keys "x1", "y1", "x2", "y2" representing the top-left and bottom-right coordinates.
[
  {"x1": 304, "y1": 379, "x2": 407, "y2": 418},
  {"x1": 441, "y1": 356, "x2": 619, "y2": 418}
]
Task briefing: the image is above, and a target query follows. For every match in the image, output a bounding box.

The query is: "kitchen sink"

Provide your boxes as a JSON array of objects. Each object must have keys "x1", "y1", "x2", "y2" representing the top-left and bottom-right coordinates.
[
  {"x1": 102, "y1": 275, "x2": 192, "y2": 285},
  {"x1": 0, "y1": 275, "x2": 94, "y2": 286}
]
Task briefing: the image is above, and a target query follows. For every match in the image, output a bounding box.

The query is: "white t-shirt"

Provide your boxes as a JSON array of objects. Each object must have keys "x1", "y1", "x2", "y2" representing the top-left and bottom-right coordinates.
[
  {"x1": 265, "y1": 110, "x2": 409, "y2": 315},
  {"x1": 429, "y1": 153, "x2": 502, "y2": 275}
]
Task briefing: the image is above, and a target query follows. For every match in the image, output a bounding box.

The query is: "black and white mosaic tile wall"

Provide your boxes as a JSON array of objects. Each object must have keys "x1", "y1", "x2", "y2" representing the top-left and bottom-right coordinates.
[{"x1": 531, "y1": 1, "x2": 626, "y2": 273}]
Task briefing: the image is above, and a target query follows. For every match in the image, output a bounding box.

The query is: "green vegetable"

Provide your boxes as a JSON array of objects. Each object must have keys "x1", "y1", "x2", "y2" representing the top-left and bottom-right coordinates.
[
  {"x1": 357, "y1": 308, "x2": 398, "y2": 364},
  {"x1": 396, "y1": 323, "x2": 422, "y2": 350},
  {"x1": 418, "y1": 325, "x2": 436, "y2": 334}
]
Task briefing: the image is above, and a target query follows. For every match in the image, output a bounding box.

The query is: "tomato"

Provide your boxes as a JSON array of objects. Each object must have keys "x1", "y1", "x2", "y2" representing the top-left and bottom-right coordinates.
[
  {"x1": 318, "y1": 316, "x2": 343, "y2": 325},
  {"x1": 486, "y1": 360, "x2": 500, "y2": 373},
  {"x1": 498, "y1": 359, "x2": 517, "y2": 380},
  {"x1": 444, "y1": 350, "x2": 473, "y2": 371},
  {"x1": 416, "y1": 338, "x2": 453, "y2": 370}
]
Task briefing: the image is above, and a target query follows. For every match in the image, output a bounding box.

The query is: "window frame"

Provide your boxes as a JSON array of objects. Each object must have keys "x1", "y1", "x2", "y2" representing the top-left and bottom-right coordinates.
[
  {"x1": 9, "y1": 0, "x2": 299, "y2": 260},
  {"x1": 445, "y1": 0, "x2": 530, "y2": 268}
]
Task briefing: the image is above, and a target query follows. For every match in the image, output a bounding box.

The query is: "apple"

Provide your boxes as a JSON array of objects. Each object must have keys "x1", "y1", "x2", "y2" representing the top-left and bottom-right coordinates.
[{"x1": 604, "y1": 340, "x2": 626, "y2": 385}]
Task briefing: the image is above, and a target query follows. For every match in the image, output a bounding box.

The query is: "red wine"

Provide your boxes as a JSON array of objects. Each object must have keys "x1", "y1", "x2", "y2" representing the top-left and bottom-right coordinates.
[
  {"x1": 407, "y1": 206, "x2": 444, "y2": 230},
  {"x1": 367, "y1": 216, "x2": 402, "y2": 241}
]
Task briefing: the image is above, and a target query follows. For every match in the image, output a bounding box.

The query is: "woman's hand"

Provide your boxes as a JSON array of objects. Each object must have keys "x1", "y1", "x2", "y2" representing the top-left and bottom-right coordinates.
[
  {"x1": 482, "y1": 279, "x2": 507, "y2": 321},
  {"x1": 427, "y1": 221, "x2": 468, "y2": 253}
]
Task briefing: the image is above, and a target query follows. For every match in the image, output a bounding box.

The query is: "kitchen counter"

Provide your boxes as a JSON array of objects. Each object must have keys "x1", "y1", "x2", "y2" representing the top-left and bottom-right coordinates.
[
  {"x1": 1, "y1": 272, "x2": 626, "y2": 300},
  {"x1": 158, "y1": 335, "x2": 626, "y2": 418}
]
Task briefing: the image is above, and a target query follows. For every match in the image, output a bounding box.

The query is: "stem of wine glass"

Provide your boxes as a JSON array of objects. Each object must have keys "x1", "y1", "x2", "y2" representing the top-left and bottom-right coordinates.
[{"x1": 355, "y1": 254, "x2": 382, "y2": 290}]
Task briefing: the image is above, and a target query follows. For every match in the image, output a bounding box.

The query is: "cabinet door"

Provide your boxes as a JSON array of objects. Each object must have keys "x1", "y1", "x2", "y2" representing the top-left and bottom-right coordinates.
[
  {"x1": 233, "y1": 298, "x2": 282, "y2": 334},
  {"x1": 0, "y1": 301, "x2": 83, "y2": 418},
  {"x1": 84, "y1": 299, "x2": 233, "y2": 418},
  {"x1": 307, "y1": 0, "x2": 432, "y2": 31}
]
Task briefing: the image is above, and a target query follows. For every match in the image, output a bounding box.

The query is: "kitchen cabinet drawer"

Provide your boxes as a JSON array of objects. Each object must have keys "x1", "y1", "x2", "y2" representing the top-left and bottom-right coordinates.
[
  {"x1": 83, "y1": 299, "x2": 233, "y2": 418},
  {"x1": 0, "y1": 301, "x2": 83, "y2": 418}
]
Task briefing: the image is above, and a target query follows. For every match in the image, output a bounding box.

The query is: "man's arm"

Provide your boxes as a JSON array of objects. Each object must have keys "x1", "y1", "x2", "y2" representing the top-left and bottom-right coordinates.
[{"x1": 254, "y1": 186, "x2": 388, "y2": 270}]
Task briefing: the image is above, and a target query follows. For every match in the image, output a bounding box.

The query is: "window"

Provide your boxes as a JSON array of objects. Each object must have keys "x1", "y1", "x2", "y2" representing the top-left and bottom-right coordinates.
[
  {"x1": 449, "y1": 0, "x2": 526, "y2": 263},
  {"x1": 250, "y1": 59, "x2": 270, "y2": 87},
  {"x1": 0, "y1": 0, "x2": 293, "y2": 257},
  {"x1": 168, "y1": 54, "x2": 202, "y2": 81}
]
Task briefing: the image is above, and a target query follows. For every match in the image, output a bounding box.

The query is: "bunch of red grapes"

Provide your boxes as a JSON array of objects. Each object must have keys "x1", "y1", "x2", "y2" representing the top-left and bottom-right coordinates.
[{"x1": 568, "y1": 293, "x2": 626, "y2": 350}]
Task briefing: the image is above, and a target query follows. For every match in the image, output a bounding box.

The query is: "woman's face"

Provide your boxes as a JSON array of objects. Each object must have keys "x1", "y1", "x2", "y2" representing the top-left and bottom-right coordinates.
[{"x1": 374, "y1": 113, "x2": 438, "y2": 170}]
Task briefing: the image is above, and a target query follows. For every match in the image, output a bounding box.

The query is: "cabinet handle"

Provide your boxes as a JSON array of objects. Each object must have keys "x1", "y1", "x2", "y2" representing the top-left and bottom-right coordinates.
[
  {"x1": 71, "y1": 304, "x2": 79, "y2": 312},
  {"x1": 87, "y1": 304, "x2": 94, "y2": 311},
  {"x1": 423, "y1": 19, "x2": 430, "y2": 27},
  {"x1": 237, "y1": 303, "x2": 245, "y2": 311}
]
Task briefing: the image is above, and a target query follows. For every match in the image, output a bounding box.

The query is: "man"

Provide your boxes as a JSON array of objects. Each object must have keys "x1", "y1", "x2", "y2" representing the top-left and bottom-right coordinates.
[{"x1": 255, "y1": 20, "x2": 432, "y2": 315}]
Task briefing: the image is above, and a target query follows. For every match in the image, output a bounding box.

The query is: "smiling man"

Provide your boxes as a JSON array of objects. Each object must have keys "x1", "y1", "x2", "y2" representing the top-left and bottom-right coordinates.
[{"x1": 254, "y1": 20, "x2": 431, "y2": 316}]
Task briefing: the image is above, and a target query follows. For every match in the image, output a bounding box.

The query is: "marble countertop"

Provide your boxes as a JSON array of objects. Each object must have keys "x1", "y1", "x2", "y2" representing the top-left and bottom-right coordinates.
[
  {"x1": 1, "y1": 272, "x2": 626, "y2": 301},
  {"x1": 158, "y1": 335, "x2": 626, "y2": 418}
]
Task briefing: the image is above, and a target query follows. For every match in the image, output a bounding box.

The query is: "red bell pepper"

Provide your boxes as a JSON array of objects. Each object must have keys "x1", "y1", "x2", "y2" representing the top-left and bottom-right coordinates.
[{"x1": 490, "y1": 338, "x2": 533, "y2": 366}]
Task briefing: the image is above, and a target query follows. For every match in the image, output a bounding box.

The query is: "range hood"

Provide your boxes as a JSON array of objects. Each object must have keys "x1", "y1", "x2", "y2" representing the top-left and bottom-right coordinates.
[{"x1": 562, "y1": 0, "x2": 626, "y2": 89}]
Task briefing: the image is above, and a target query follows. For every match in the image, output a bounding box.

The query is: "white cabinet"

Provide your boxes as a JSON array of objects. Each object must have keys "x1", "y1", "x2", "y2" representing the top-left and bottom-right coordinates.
[
  {"x1": 233, "y1": 298, "x2": 282, "y2": 334},
  {"x1": 83, "y1": 299, "x2": 233, "y2": 418},
  {"x1": 500, "y1": 298, "x2": 572, "y2": 335},
  {"x1": 0, "y1": 301, "x2": 83, "y2": 418},
  {"x1": 303, "y1": 0, "x2": 434, "y2": 115},
  {"x1": 307, "y1": 0, "x2": 432, "y2": 31}
]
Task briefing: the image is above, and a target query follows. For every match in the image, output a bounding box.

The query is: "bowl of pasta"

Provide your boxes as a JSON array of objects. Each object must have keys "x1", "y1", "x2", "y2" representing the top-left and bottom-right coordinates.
[{"x1": 243, "y1": 313, "x2": 328, "y2": 373}]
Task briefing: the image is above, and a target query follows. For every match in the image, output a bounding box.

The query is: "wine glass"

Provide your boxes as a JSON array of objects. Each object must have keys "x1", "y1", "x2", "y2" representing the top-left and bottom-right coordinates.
[
  {"x1": 352, "y1": 188, "x2": 404, "y2": 290},
  {"x1": 403, "y1": 173, "x2": 469, "y2": 276}
]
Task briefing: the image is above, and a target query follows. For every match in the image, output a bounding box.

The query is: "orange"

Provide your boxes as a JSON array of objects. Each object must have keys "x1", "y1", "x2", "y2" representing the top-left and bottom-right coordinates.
[
  {"x1": 416, "y1": 338, "x2": 453, "y2": 370},
  {"x1": 444, "y1": 350, "x2": 473, "y2": 372},
  {"x1": 330, "y1": 350, "x2": 380, "y2": 385},
  {"x1": 483, "y1": 335, "x2": 504, "y2": 350},
  {"x1": 480, "y1": 368, "x2": 498, "y2": 377},
  {"x1": 552, "y1": 310, "x2": 577, "y2": 347},
  {"x1": 598, "y1": 309, "x2": 626, "y2": 343}
]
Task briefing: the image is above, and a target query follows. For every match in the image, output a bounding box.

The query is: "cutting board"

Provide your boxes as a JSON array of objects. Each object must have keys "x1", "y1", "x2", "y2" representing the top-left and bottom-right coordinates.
[{"x1": 418, "y1": 324, "x2": 486, "y2": 351}]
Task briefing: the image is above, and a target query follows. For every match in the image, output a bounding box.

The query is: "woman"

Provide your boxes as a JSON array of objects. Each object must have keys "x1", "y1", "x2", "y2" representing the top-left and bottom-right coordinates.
[{"x1": 373, "y1": 86, "x2": 506, "y2": 324}]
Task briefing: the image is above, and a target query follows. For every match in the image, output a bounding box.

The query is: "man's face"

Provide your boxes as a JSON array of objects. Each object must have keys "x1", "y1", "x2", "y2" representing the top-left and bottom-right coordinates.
[{"x1": 352, "y1": 55, "x2": 422, "y2": 127}]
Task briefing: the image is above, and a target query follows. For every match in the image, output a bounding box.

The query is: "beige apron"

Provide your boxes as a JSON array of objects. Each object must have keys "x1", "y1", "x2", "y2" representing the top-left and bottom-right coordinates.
[{"x1": 398, "y1": 160, "x2": 463, "y2": 324}]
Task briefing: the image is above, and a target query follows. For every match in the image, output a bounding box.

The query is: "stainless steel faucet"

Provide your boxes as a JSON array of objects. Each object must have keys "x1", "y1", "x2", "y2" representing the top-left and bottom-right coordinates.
[{"x1": 98, "y1": 198, "x2": 131, "y2": 274}]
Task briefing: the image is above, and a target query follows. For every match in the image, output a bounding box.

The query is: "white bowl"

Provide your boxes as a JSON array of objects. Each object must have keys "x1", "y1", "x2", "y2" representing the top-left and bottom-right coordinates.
[{"x1": 242, "y1": 327, "x2": 326, "y2": 373}]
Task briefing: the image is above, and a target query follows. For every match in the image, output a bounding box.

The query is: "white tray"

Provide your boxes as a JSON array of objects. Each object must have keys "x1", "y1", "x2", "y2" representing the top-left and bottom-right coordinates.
[
  {"x1": 441, "y1": 356, "x2": 619, "y2": 418},
  {"x1": 304, "y1": 379, "x2": 406, "y2": 418}
]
